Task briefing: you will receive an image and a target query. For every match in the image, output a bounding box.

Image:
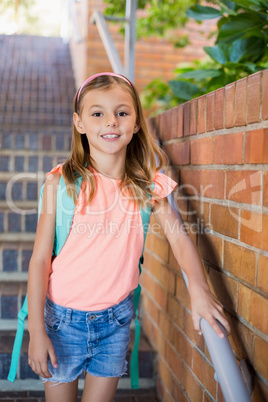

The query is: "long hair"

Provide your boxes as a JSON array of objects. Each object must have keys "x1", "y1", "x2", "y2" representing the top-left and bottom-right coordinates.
[{"x1": 62, "y1": 74, "x2": 166, "y2": 208}]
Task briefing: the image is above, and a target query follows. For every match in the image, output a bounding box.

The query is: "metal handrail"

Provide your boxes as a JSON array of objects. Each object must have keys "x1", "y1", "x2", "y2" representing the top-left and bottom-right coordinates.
[
  {"x1": 166, "y1": 189, "x2": 251, "y2": 402},
  {"x1": 90, "y1": 0, "x2": 137, "y2": 82}
]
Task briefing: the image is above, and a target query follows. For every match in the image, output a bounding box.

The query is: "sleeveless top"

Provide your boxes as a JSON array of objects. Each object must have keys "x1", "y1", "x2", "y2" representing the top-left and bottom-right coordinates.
[{"x1": 46, "y1": 164, "x2": 177, "y2": 311}]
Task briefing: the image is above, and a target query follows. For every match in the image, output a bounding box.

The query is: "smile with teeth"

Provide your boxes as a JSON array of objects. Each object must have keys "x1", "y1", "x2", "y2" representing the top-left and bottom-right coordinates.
[{"x1": 101, "y1": 134, "x2": 120, "y2": 139}]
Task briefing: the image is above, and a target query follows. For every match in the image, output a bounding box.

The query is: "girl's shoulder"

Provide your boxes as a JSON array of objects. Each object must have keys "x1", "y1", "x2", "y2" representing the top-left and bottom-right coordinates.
[
  {"x1": 153, "y1": 171, "x2": 177, "y2": 199},
  {"x1": 46, "y1": 163, "x2": 63, "y2": 179}
]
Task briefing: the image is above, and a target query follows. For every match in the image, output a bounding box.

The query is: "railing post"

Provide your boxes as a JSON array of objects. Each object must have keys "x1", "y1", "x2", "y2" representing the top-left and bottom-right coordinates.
[{"x1": 124, "y1": 0, "x2": 137, "y2": 82}]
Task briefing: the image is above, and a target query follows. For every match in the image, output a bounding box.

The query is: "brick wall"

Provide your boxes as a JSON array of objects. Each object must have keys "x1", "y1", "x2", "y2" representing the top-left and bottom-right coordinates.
[
  {"x1": 143, "y1": 70, "x2": 268, "y2": 402},
  {"x1": 70, "y1": 1, "x2": 215, "y2": 93}
]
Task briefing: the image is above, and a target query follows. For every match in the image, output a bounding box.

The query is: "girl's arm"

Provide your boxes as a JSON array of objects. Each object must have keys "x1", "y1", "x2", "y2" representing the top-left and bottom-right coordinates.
[
  {"x1": 27, "y1": 172, "x2": 60, "y2": 377},
  {"x1": 153, "y1": 197, "x2": 231, "y2": 338}
]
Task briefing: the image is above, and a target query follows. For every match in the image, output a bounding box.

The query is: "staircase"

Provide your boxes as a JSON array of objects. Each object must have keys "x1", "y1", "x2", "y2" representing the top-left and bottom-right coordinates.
[{"x1": 0, "y1": 35, "x2": 158, "y2": 400}]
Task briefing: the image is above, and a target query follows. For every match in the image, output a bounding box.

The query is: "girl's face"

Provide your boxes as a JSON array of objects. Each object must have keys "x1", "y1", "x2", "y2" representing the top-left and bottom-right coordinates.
[{"x1": 73, "y1": 85, "x2": 139, "y2": 161}]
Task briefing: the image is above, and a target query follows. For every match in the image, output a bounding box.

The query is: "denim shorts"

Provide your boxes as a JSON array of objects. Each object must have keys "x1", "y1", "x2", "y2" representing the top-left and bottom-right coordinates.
[{"x1": 41, "y1": 294, "x2": 135, "y2": 383}]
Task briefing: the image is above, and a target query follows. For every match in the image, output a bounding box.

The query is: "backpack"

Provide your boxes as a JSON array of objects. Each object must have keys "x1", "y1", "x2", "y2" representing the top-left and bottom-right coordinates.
[{"x1": 8, "y1": 172, "x2": 153, "y2": 389}]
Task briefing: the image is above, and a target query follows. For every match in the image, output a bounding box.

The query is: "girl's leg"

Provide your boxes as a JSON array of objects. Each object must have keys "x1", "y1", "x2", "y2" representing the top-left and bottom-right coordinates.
[
  {"x1": 44, "y1": 378, "x2": 79, "y2": 402},
  {"x1": 81, "y1": 373, "x2": 119, "y2": 402}
]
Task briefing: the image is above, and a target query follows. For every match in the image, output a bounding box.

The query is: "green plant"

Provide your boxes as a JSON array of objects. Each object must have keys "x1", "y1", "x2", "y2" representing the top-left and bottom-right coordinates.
[
  {"x1": 142, "y1": 0, "x2": 268, "y2": 113},
  {"x1": 103, "y1": 0, "x2": 197, "y2": 43}
]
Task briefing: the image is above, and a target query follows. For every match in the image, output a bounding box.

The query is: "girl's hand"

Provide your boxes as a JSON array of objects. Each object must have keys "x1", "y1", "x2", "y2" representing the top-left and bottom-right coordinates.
[
  {"x1": 189, "y1": 284, "x2": 231, "y2": 338},
  {"x1": 28, "y1": 331, "x2": 58, "y2": 378}
]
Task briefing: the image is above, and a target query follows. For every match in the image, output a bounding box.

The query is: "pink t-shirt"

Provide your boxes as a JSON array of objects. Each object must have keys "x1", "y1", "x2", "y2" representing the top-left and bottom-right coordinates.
[{"x1": 46, "y1": 164, "x2": 177, "y2": 311}]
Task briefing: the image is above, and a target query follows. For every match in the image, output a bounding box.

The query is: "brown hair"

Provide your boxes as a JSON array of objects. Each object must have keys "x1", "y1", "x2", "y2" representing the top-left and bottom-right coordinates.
[{"x1": 62, "y1": 74, "x2": 166, "y2": 208}]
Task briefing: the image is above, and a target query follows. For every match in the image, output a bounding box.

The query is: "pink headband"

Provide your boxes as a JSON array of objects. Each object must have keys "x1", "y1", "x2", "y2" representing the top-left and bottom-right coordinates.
[{"x1": 77, "y1": 72, "x2": 132, "y2": 103}]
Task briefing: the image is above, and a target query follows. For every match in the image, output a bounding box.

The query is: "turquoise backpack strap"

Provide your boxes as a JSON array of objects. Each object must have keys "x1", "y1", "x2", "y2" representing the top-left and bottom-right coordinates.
[
  {"x1": 130, "y1": 183, "x2": 154, "y2": 389},
  {"x1": 7, "y1": 295, "x2": 28, "y2": 382},
  {"x1": 8, "y1": 174, "x2": 83, "y2": 382}
]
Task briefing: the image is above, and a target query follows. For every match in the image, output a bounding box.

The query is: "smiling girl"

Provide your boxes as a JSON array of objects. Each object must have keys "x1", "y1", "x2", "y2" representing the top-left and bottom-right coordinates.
[{"x1": 27, "y1": 72, "x2": 230, "y2": 402}]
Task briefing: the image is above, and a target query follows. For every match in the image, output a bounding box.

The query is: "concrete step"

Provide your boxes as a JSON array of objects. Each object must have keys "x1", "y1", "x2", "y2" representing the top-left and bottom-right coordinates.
[
  {"x1": 0, "y1": 35, "x2": 75, "y2": 129},
  {"x1": 0, "y1": 129, "x2": 71, "y2": 152},
  {"x1": 0, "y1": 382, "x2": 160, "y2": 401}
]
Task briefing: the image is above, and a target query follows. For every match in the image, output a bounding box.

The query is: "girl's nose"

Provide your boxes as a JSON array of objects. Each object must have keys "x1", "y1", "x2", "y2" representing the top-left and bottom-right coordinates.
[{"x1": 106, "y1": 115, "x2": 117, "y2": 127}]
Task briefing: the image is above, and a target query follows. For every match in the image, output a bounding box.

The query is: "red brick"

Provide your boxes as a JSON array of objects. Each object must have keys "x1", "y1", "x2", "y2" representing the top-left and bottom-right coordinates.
[
  {"x1": 176, "y1": 104, "x2": 184, "y2": 138},
  {"x1": 257, "y1": 255, "x2": 268, "y2": 293},
  {"x1": 245, "y1": 128, "x2": 268, "y2": 164},
  {"x1": 141, "y1": 270, "x2": 155, "y2": 298},
  {"x1": 254, "y1": 336, "x2": 268, "y2": 381},
  {"x1": 225, "y1": 83, "x2": 235, "y2": 128},
  {"x1": 209, "y1": 268, "x2": 238, "y2": 310},
  {"x1": 264, "y1": 171, "x2": 268, "y2": 207},
  {"x1": 155, "y1": 282, "x2": 168, "y2": 311},
  {"x1": 224, "y1": 241, "x2": 256, "y2": 285},
  {"x1": 167, "y1": 295, "x2": 184, "y2": 328},
  {"x1": 235, "y1": 78, "x2": 247, "y2": 126},
  {"x1": 143, "y1": 293, "x2": 159, "y2": 324},
  {"x1": 211, "y1": 204, "x2": 239, "y2": 239},
  {"x1": 238, "y1": 284, "x2": 268, "y2": 333},
  {"x1": 240, "y1": 210, "x2": 268, "y2": 251},
  {"x1": 164, "y1": 341, "x2": 183, "y2": 382},
  {"x1": 206, "y1": 92, "x2": 215, "y2": 132},
  {"x1": 175, "y1": 274, "x2": 191, "y2": 309},
  {"x1": 163, "y1": 109, "x2": 172, "y2": 141},
  {"x1": 187, "y1": 199, "x2": 210, "y2": 224},
  {"x1": 183, "y1": 367, "x2": 203, "y2": 402},
  {"x1": 252, "y1": 376, "x2": 268, "y2": 402},
  {"x1": 172, "y1": 189, "x2": 188, "y2": 222},
  {"x1": 214, "y1": 132, "x2": 243, "y2": 164},
  {"x1": 226, "y1": 170, "x2": 262, "y2": 205},
  {"x1": 247, "y1": 72, "x2": 261, "y2": 124},
  {"x1": 161, "y1": 111, "x2": 171, "y2": 141},
  {"x1": 228, "y1": 316, "x2": 253, "y2": 359},
  {"x1": 190, "y1": 98, "x2": 197, "y2": 135},
  {"x1": 197, "y1": 95, "x2": 206, "y2": 134},
  {"x1": 158, "y1": 356, "x2": 173, "y2": 390},
  {"x1": 183, "y1": 101, "x2": 190, "y2": 136},
  {"x1": 154, "y1": 326, "x2": 166, "y2": 356},
  {"x1": 198, "y1": 233, "x2": 223, "y2": 268},
  {"x1": 214, "y1": 88, "x2": 224, "y2": 130},
  {"x1": 146, "y1": 232, "x2": 169, "y2": 261},
  {"x1": 191, "y1": 137, "x2": 213, "y2": 165},
  {"x1": 192, "y1": 349, "x2": 217, "y2": 398},
  {"x1": 172, "y1": 141, "x2": 190, "y2": 165},
  {"x1": 262, "y1": 69, "x2": 268, "y2": 120},
  {"x1": 172, "y1": 327, "x2": 193, "y2": 368},
  {"x1": 169, "y1": 106, "x2": 178, "y2": 140},
  {"x1": 180, "y1": 169, "x2": 225, "y2": 199},
  {"x1": 172, "y1": 381, "x2": 187, "y2": 402},
  {"x1": 200, "y1": 170, "x2": 225, "y2": 199}
]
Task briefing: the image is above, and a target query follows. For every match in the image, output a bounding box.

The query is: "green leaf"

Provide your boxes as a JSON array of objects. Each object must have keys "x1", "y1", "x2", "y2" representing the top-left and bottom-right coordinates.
[
  {"x1": 204, "y1": 44, "x2": 229, "y2": 64},
  {"x1": 168, "y1": 80, "x2": 200, "y2": 100},
  {"x1": 229, "y1": 37, "x2": 265, "y2": 63},
  {"x1": 178, "y1": 69, "x2": 222, "y2": 81},
  {"x1": 186, "y1": 5, "x2": 223, "y2": 21},
  {"x1": 218, "y1": 13, "x2": 265, "y2": 42},
  {"x1": 232, "y1": 0, "x2": 262, "y2": 9},
  {"x1": 218, "y1": 0, "x2": 237, "y2": 11}
]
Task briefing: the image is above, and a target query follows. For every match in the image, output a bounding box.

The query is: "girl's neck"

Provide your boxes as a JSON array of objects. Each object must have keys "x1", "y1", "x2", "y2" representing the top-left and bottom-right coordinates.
[{"x1": 90, "y1": 155, "x2": 126, "y2": 180}]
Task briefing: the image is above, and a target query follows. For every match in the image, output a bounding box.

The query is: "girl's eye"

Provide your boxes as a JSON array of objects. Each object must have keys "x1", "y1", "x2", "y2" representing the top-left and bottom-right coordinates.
[
  {"x1": 92, "y1": 112, "x2": 103, "y2": 117},
  {"x1": 117, "y1": 112, "x2": 127, "y2": 117}
]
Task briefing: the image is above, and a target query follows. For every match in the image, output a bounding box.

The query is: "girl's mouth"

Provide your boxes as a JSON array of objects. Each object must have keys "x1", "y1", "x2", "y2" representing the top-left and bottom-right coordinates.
[{"x1": 101, "y1": 134, "x2": 120, "y2": 141}]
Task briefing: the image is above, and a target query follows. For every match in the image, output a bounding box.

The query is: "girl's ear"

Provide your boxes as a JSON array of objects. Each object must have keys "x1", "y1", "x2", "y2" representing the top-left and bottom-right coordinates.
[
  {"x1": 133, "y1": 123, "x2": 140, "y2": 134},
  {"x1": 73, "y1": 112, "x2": 85, "y2": 134}
]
